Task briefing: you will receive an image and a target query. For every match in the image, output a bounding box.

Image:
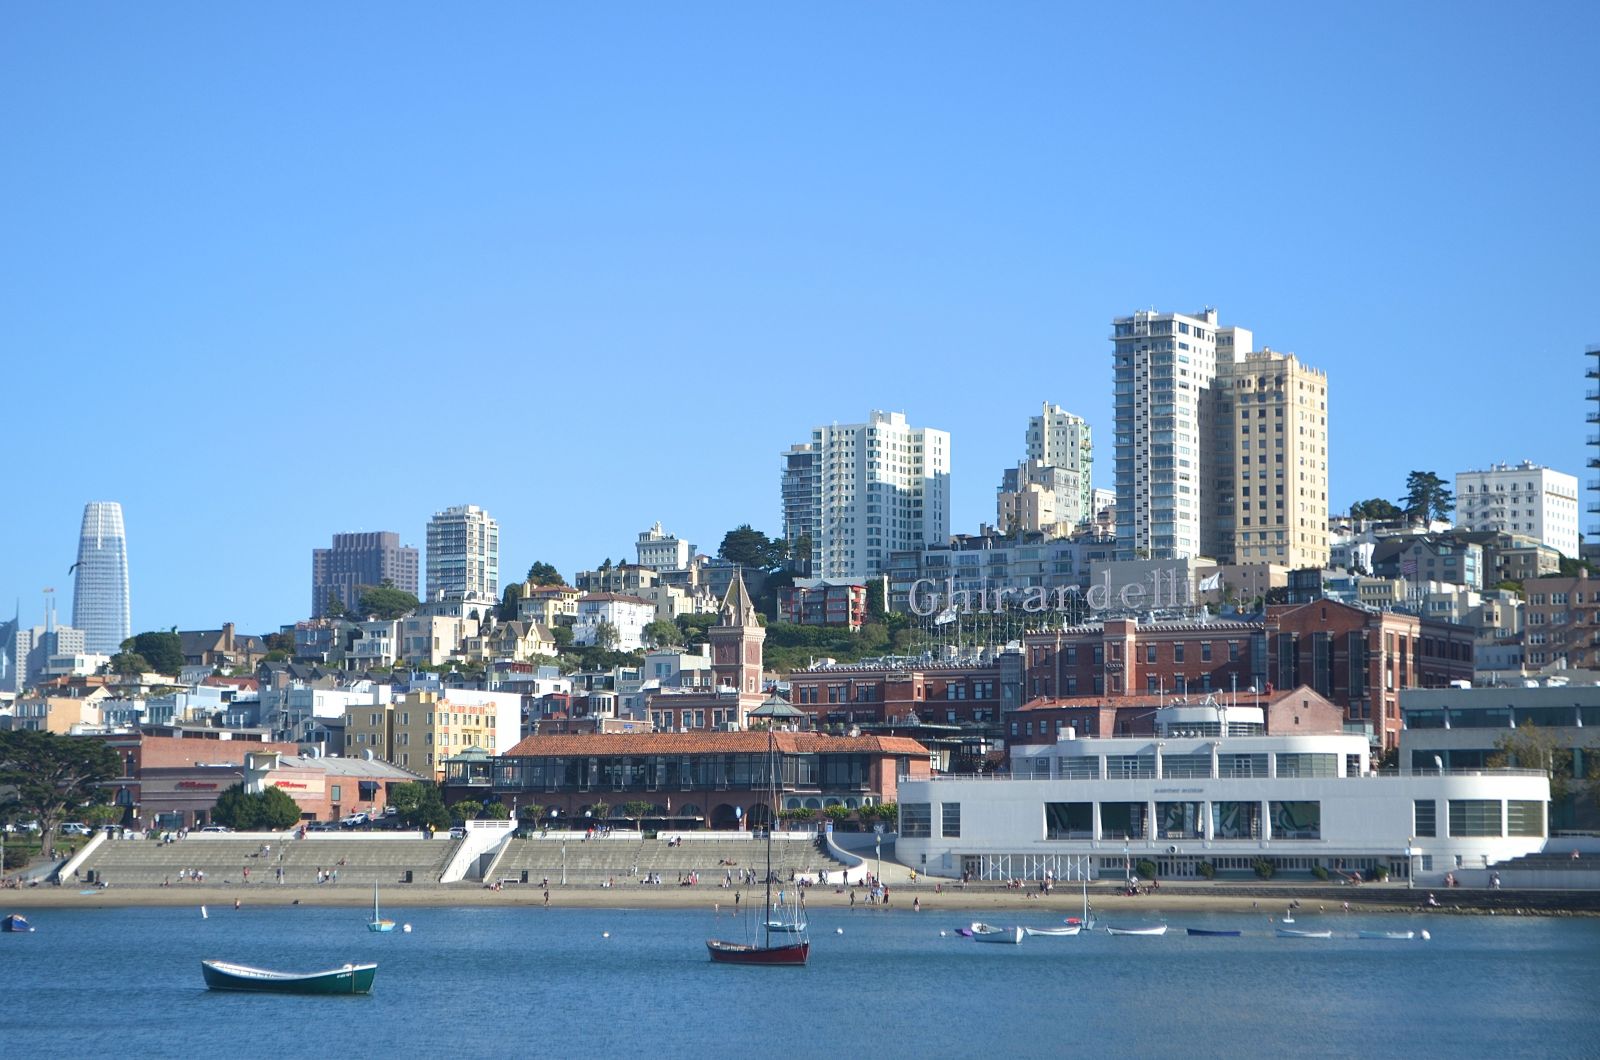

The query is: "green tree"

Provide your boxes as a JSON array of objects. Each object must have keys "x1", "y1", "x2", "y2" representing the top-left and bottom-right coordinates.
[
  {"x1": 1400, "y1": 471, "x2": 1454, "y2": 523},
  {"x1": 451, "y1": 800, "x2": 482, "y2": 822},
  {"x1": 109, "y1": 651, "x2": 151, "y2": 674},
  {"x1": 718, "y1": 524, "x2": 787, "y2": 572},
  {"x1": 0, "y1": 731, "x2": 120, "y2": 855},
  {"x1": 551, "y1": 625, "x2": 574, "y2": 649},
  {"x1": 388, "y1": 782, "x2": 451, "y2": 830},
  {"x1": 83, "y1": 803, "x2": 123, "y2": 827},
  {"x1": 1349, "y1": 498, "x2": 1403, "y2": 520},
  {"x1": 498, "y1": 581, "x2": 526, "y2": 621},
  {"x1": 675, "y1": 613, "x2": 718, "y2": 650},
  {"x1": 590, "y1": 801, "x2": 612, "y2": 822},
  {"x1": 324, "y1": 589, "x2": 351, "y2": 620},
  {"x1": 593, "y1": 620, "x2": 620, "y2": 650},
  {"x1": 792, "y1": 533, "x2": 813, "y2": 574},
  {"x1": 516, "y1": 803, "x2": 545, "y2": 827},
  {"x1": 356, "y1": 582, "x2": 420, "y2": 620},
  {"x1": 1490, "y1": 722, "x2": 1575, "y2": 803},
  {"x1": 643, "y1": 619, "x2": 681, "y2": 648},
  {"x1": 620, "y1": 800, "x2": 655, "y2": 831},
  {"x1": 525, "y1": 562, "x2": 564, "y2": 586},
  {"x1": 120, "y1": 630, "x2": 184, "y2": 674},
  {"x1": 211, "y1": 783, "x2": 302, "y2": 830},
  {"x1": 481, "y1": 800, "x2": 511, "y2": 820},
  {"x1": 823, "y1": 804, "x2": 852, "y2": 826},
  {"x1": 865, "y1": 579, "x2": 889, "y2": 622}
]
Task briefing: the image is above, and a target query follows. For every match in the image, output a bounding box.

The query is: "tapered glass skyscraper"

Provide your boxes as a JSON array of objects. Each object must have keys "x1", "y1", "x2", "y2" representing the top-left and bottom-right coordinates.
[{"x1": 72, "y1": 501, "x2": 131, "y2": 655}]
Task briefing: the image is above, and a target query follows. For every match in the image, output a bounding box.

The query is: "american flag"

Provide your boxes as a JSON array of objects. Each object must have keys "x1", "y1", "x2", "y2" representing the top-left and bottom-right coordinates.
[{"x1": 1400, "y1": 556, "x2": 1418, "y2": 576}]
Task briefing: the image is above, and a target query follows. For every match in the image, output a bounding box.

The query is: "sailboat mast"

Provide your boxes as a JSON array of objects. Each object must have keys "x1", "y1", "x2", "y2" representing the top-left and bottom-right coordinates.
[{"x1": 763, "y1": 731, "x2": 775, "y2": 948}]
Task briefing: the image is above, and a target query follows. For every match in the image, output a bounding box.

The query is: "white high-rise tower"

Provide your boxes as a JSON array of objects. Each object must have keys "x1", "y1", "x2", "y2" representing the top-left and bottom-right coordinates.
[
  {"x1": 789, "y1": 410, "x2": 950, "y2": 580},
  {"x1": 425, "y1": 504, "x2": 500, "y2": 601},
  {"x1": 72, "y1": 501, "x2": 131, "y2": 655}
]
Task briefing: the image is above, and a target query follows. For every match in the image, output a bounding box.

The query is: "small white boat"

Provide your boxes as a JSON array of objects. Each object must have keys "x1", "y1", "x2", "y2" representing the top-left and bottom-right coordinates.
[
  {"x1": 1023, "y1": 924, "x2": 1082, "y2": 937},
  {"x1": 1276, "y1": 928, "x2": 1333, "y2": 939},
  {"x1": 1357, "y1": 930, "x2": 1416, "y2": 941},
  {"x1": 970, "y1": 922, "x2": 1024, "y2": 944},
  {"x1": 367, "y1": 884, "x2": 394, "y2": 933},
  {"x1": 1106, "y1": 924, "x2": 1168, "y2": 936}
]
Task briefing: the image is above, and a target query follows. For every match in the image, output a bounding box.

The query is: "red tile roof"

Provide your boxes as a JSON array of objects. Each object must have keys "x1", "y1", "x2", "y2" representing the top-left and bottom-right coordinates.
[{"x1": 504, "y1": 732, "x2": 927, "y2": 757}]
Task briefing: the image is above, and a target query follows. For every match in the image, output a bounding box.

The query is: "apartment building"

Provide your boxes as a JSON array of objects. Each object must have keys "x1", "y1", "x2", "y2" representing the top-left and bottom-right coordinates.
[
  {"x1": 1522, "y1": 570, "x2": 1600, "y2": 670},
  {"x1": 311, "y1": 531, "x2": 419, "y2": 619},
  {"x1": 786, "y1": 410, "x2": 951, "y2": 580},
  {"x1": 1113, "y1": 308, "x2": 1240, "y2": 561},
  {"x1": 425, "y1": 504, "x2": 500, "y2": 601},
  {"x1": 1214, "y1": 348, "x2": 1330, "y2": 568},
  {"x1": 1456, "y1": 461, "x2": 1580, "y2": 559},
  {"x1": 344, "y1": 689, "x2": 515, "y2": 778}
]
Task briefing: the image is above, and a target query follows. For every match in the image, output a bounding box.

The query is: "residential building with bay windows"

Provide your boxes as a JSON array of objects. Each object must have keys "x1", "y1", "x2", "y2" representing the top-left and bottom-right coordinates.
[{"x1": 894, "y1": 700, "x2": 1548, "y2": 887}]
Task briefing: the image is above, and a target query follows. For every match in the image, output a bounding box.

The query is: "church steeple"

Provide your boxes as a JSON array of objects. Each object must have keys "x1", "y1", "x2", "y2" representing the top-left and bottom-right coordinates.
[
  {"x1": 709, "y1": 569, "x2": 766, "y2": 701},
  {"x1": 719, "y1": 569, "x2": 758, "y2": 627}
]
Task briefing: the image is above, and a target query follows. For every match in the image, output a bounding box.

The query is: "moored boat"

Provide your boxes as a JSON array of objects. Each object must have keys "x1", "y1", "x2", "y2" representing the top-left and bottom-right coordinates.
[
  {"x1": 1186, "y1": 928, "x2": 1241, "y2": 937},
  {"x1": 1023, "y1": 925, "x2": 1082, "y2": 937},
  {"x1": 705, "y1": 714, "x2": 810, "y2": 967},
  {"x1": 706, "y1": 938, "x2": 810, "y2": 965},
  {"x1": 2, "y1": 914, "x2": 34, "y2": 933},
  {"x1": 1106, "y1": 924, "x2": 1168, "y2": 936},
  {"x1": 367, "y1": 883, "x2": 394, "y2": 933},
  {"x1": 200, "y1": 959, "x2": 377, "y2": 994},
  {"x1": 970, "y1": 922, "x2": 1024, "y2": 944},
  {"x1": 1276, "y1": 928, "x2": 1333, "y2": 939},
  {"x1": 1357, "y1": 930, "x2": 1416, "y2": 941}
]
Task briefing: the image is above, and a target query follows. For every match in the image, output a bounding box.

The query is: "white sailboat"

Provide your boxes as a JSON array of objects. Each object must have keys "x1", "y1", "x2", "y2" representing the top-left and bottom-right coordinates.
[{"x1": 367, "y1": 883, "x2": 395, "y2": 933}]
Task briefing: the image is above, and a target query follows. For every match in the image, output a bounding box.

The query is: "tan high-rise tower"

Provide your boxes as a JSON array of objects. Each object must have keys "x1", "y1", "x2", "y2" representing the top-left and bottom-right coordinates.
[{"x1": 1214, "y1": 348, "x2": 1330, "y2": 568}]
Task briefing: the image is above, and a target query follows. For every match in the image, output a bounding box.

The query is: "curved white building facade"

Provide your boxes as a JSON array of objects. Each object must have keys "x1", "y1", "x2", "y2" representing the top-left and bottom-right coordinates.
[{"x1": 896, "y1": 707, "x2": 1549, "y2": 886}]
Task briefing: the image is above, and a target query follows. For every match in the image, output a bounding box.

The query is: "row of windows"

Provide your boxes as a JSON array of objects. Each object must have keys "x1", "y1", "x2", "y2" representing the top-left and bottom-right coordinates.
[{"x1": 1413, "y1": 799, "x2": 1544, "y2": 838}]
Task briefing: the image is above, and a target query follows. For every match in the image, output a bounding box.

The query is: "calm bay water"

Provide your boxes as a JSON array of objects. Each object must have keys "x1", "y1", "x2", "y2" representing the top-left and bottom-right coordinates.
[{"x1": 2, "y1": 902, "x2": 1596, "y2": 1058}]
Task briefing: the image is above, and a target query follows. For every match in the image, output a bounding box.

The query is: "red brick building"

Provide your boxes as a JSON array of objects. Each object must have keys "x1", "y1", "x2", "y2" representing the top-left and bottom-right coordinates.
[
  {"x1": 94, "y1": 728, "x2": 300, "y2": 831},
  {"x1": 1265, "y1": 600, "x2": 1474, "y2": 750},
  {"x1": 787, "y1": 658, "x2": 1013, "y2": 729},
  {"x1": 790, "y1": 608, "x2": 1469, "y2": 752},
  {"x1": 1022, "y1": 617, "x2": 1267, "y2": 700},
  {"x1": 1004, "y1": 685, "x2": 1345, "y2": 748}
]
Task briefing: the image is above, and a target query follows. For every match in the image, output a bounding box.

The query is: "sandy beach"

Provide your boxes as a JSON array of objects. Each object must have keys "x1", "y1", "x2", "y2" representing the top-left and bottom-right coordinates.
[{"x1": 3, "y1": 880, "x2": 1586, "y2": 916}]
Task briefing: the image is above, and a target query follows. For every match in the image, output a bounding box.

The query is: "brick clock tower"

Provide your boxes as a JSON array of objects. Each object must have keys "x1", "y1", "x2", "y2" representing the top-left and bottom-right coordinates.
[{"x1": 709, "y1": 571, "x2": 767, "y2": 713}]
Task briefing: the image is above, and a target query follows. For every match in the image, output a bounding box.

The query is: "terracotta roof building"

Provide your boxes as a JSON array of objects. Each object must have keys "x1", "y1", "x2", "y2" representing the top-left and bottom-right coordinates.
[{"x1": 448, "y1": 730, "x2": 931, "y2": 830}]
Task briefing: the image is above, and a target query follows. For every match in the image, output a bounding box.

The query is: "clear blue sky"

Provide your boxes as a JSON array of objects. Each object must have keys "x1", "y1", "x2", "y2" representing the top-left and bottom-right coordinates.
[{"x1": 3, "y1": 3, "x2": 1596, "y2": 636}]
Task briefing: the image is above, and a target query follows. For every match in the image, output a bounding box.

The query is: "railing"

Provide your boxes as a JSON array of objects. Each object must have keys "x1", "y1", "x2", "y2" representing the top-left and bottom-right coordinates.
[{"x1": 919, "y1": 767, "x2": 1550, "y2": 781}]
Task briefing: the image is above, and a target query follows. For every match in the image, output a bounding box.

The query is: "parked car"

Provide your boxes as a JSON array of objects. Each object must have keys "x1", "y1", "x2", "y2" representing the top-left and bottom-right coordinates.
[
  {"x1": 305, "y1": 821, "x2": 338, "y2": 832},
  {"x1": 60, "y1": 822, "x2": 93, "y2": 836},
  {"x1": 199, "y1": 825, "x2": 233, "y2": 833},
  {"x1": 339, "y1": 812, "x2": 370, "y2": 829}
]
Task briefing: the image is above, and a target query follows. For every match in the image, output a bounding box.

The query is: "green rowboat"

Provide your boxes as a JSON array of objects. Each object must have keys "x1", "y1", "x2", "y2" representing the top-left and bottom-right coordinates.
[{"x1": 201, "y1": 959, "x2": 377, "y2": 995}]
